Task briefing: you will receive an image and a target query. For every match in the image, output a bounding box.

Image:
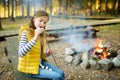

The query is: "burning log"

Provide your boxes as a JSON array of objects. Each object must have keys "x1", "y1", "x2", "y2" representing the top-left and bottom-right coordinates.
[{"x1": 89, "y1": 38, "x2": 118, "y2": 59}]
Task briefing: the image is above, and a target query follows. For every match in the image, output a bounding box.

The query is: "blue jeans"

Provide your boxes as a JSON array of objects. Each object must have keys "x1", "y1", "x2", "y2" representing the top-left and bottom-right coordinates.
[{"x1": 28, "y1": 61, "x2": 64, "y2": 80}]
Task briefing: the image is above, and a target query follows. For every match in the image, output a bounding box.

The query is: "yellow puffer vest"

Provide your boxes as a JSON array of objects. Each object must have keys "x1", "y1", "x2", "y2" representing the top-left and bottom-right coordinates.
[{"x1": 17, "y1": 25, "x2": 47, "y2": 74}]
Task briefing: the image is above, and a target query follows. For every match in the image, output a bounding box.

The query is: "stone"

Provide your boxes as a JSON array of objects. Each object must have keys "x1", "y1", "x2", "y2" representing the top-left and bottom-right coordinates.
[
  {"x1": 65, "y1": 55, "x2": 73, "y2": 63},
  {"x1": 80, "y1": 60, "x2": 90, "y2": 69},
  {"x1": 72, "y1": 53, "x2": 82, "y2": 66},
  {"x1": 65, "y1": 48, "x2": 74, "y2": 55},
  {"x1": 98, "y1": 59, "x2": 114, "y2": 71},
  {"x1": 112, "y1": 55, "x2": 120, "y2": 67},
  {"x1": 89, "y1": 59, "x2": 100, "y2": 70}
]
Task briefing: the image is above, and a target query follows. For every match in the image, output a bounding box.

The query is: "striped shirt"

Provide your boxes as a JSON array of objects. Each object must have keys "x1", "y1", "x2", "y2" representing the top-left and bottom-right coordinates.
[
  {"x1": 18, "y1": 31, "x2": 52, "y2": 71},
  {"x1": 18, "y1": 31, "x2": 36, "y2": 57}
]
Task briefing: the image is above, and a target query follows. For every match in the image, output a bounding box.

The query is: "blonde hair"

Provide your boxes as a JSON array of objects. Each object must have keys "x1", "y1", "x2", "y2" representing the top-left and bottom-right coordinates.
[{"x1": 30, "y1": 10, "x2": 49, "y2": 29}]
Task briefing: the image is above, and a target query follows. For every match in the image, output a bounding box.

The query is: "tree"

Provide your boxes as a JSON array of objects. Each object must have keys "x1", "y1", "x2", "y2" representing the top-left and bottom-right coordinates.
[
  {"x1": 62, "y1": 0, "x2": 68, "y2": 18},
  {"x1": 99, "y1": 0, "x2": 102, "y2": 14},
  {"x1": 117, "y1": 0, "x2": 120, "y2": 14},
  {"x1": 111, "y1": 0, "x2": 117, "y2": 15},
  {"x1": 3, "y1": 0, "x2": 6, "y2": 17},
  {"x1": 27, "y1": 0, "x2": 30, "y2": 18},
  {"x1": 58, "y1": 0, "x2": 62, "y2": 15},
  {"x1": 7, "y1": 0, "x2": 10, "y2": 17},
  {"x1": 21, "y1": 0, "x2": 24, "y2": 17},
  {"x1": 0, "y1": 0, "x2": 2, "y2": 29},
  {"x1": 89, "y1": 0, "x2": 93, "y2": 15},
  {"x1": 11, "y1": 0, "x2": 15, "y2": 20},
  {"x1": 0, "y1": 19, "x2": 1, "y2": 28},
  {"x1": 32, "y1": 0, "x2": 37, "y2": 13},
  {"x1": 49, "y1": 0, "x2": 53, "y2": 23},
  {"x1": 105, "y1": 0, "x2": 108, "y2": 14}
]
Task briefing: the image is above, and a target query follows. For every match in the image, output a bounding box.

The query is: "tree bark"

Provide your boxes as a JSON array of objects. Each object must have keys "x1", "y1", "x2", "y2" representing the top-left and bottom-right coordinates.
[
  {"x1": 8, "y1": 0, "x2": 10, "y2": 17},
  {"x1": 21, "y1": 0, "x2": 24, "y2": 17},
  {"x1": 62, "y1": 0, "x2": 68, "y2": 18},
  {"x1": 49, "y1": 0, "x2": 53, "y2": 23},
  {"x1": 58, "y1": 0, "x2": 62, "y2": 15},
  {"x1": 27, "y1": 0, "x2": 30, "y2": 18},
  {"x1": 0, "y1": 17, "x2": 2, "y2": 30},
  {"x1": 90, "y1": 0, "x2": 93, "y2": 15},
  {"x1": 11, "y1": 0, "x2": 15, "y2": 21},
  {"x1": 105, "y1": 0, "x2": 108, "y2": 14},
  {"x1": 118, "y1": 0, "x2": 120, "y2": 14}
]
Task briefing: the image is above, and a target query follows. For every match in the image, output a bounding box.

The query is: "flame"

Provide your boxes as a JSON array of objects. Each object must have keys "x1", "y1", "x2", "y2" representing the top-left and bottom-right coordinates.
[
  {"x1": 94, "y1": 38, "x2": 110, "y2": 59},
  {"x1": 95, "y1": 38, "x2": 104, "y2": 48}
]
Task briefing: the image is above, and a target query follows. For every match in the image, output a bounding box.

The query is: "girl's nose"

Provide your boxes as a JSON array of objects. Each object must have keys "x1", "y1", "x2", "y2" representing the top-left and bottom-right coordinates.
[
  {"x1": 41, "y1": 22, "x2": 45, "y2": 28},
  {"x1": 41, "y1": 22, "x2": 44, "y2": 25},
  {"x1": 41, "y1": 22, "x2": 45, "y2": 26}
]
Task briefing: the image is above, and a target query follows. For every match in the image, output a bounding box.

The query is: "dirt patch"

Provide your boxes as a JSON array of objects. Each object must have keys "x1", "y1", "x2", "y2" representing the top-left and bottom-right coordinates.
[{"x1": 0, "y1": 41, "x2": 15, "y2": 80}]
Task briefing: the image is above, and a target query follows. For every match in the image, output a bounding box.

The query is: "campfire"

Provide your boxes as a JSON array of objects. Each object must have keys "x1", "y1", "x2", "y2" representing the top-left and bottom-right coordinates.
[
  {"x1": 89, "y1": 38, "x2": 111, "y2": 59},
  {"x1": 88, "y1": 38, "x2": 118, "y2": 60},
  {"x1": 64, "y1": 38, "x2": 120, "y2": 70}
]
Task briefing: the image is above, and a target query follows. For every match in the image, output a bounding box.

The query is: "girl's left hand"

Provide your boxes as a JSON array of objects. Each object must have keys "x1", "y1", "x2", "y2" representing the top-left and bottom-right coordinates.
[{"x1": 47, "y1": 49, "x2": 53, "y2": 56}]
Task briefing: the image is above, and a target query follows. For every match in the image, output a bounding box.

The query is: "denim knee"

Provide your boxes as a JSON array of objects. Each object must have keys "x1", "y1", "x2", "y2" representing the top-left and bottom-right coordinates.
[
  {"x1": 61, "y1": 71, "x2": 65, "y2": 78},
  {"x1": 54, "y1": 73, "x2": 64, "y2": 80}
]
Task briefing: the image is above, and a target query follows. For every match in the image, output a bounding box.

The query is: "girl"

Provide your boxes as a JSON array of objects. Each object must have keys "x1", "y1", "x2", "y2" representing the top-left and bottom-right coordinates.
[{"x1": 17, "y1": 10, "x2": 64, "y2": 80}]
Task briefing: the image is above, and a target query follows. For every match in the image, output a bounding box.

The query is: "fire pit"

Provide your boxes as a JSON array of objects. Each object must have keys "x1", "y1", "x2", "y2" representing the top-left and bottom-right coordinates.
[
  {"x1": 89, "y1": 38, "x2": 117, "y2": 59},
  {"x1": 64, "y1": 38, "x2": 120, "y2": 71}
]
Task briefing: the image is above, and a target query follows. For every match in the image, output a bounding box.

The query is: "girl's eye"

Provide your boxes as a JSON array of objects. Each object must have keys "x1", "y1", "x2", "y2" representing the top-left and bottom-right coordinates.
[
  {"x1": 44, "y1": 22, "x2": 46, "y2": 24},
  {"x1": 39, "y1": 20, "x2": 42, "y2": 22}
]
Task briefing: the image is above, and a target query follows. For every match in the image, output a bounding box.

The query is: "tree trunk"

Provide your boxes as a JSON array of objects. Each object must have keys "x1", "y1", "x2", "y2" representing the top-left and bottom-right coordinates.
[
  {"x1": 0, "y1": 0, "x2": 2, "y2": 29},
  {"x1": 33, "y1": 0, "x2": 36, "y2": 14},
  {"x1": 8, "y1": 0, "x2": 10, "y2": 17},
  {"x1": 62, "y1": 0, "x2": 68, "y2": 18},
  {"x1": 111, "y1": 0, "x2": 117, "y2": 15},
  {"x1": 89, "y1": 0, "x2": 93, "y2": 15},
  {"x1": 27, "y1": 0, "x2": 30, "y2": 18},
  {"x1": 99, "y1": 0, "x2": 102, "y2": 14},
  {"x1": 45, "y1": 0, "x2": 48, "y2": 11},
  {"x1": 21, "y1": 0, "x2": 24, "y2": 17},
  {"x1": 105, "y1": 0, "x2": 108, "y2": 14},
  {"x1": 118, "y1": 0, "x2": 120, "y2": 14},
  {"x1": 0, "y1": 17, "x2": 2, "y2": 30},
  {"x1": 49, "y1": 0, "x2": 53, "y2": 23},
  {"x1": 58, "y1": 0, "x2": 62, "y2": 15},
  {"x1": 2, "y1": 0, "x2": 6, "y2": 18},
  {"x1": 11, "y1": 0, "x2": 15, "y2": 21}
]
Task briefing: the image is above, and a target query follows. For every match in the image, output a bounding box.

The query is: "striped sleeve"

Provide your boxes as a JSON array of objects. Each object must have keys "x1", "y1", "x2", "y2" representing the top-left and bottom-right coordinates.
[{"x1": 18, "y1": 31, "x2": 36, "y2": 57}]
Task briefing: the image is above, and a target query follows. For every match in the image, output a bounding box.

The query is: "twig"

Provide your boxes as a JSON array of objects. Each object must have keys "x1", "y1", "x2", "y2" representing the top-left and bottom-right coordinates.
[{"x1": 46, "y1": 39, "x2": 59, "y2": 67}]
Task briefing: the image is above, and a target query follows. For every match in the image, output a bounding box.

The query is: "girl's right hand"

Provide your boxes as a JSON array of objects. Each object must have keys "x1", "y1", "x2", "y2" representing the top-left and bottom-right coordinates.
[{"x1": 33, "y1": 28, "x2": 45, "y2": 41}]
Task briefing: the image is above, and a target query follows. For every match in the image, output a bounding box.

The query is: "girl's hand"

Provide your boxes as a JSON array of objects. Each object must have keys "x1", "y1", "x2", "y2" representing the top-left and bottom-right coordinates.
[
  {"x1": 47, "y1": 49, "x2": 53, "y2": 56},
  {"x1": 35, "y1": 28, "x2": 44, "y2": 36},
  {"x1": 33, "y1": 28, "x2": 45, "y2": 41}
]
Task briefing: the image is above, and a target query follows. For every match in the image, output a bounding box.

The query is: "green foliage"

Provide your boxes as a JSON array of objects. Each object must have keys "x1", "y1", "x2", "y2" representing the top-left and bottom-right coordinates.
[{"x1": 99, "y1": 24, "x2": 120, "y2": 34}]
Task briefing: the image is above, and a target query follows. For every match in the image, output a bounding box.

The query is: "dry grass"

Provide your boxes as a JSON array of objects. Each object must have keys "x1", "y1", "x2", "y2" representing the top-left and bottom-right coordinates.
[
  {"x1": 1, "y1": 18, "x2": 99, "y2": 30},
  {"x1": 1, "y1": 18, "x2": 30, "y2": 30}
]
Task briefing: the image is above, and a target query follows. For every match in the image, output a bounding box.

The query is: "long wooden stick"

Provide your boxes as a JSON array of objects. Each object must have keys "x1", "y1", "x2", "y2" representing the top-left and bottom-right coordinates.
[{"x1": 46, "y1": 39, "x2": 59, "y2": 67}]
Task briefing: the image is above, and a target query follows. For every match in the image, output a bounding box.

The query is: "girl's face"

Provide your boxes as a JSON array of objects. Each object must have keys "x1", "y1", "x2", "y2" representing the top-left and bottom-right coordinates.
[{"x1": 33, "y1": 16, "x2": 49, "y2": 29}]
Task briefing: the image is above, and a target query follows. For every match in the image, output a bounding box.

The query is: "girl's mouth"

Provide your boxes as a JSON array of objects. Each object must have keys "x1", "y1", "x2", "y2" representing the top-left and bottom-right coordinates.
[
  {"x1": 39, "y1": 26, "x2": 42, "y2": 28},
  {"x1": 39, "y1": 26, "x2": 45, "y2": 29}
]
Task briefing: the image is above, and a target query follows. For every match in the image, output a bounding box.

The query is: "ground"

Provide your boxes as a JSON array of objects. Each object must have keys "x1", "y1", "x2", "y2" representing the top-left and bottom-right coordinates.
[{"x1": 0, "y1": 18, "x2": 120, "y2": 80}]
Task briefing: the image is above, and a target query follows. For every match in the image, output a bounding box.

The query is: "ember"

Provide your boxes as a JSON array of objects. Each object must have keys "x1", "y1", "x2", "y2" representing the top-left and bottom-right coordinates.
[{"x1": 89, "y1": 38, "x2": 116, "y2": 59}]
